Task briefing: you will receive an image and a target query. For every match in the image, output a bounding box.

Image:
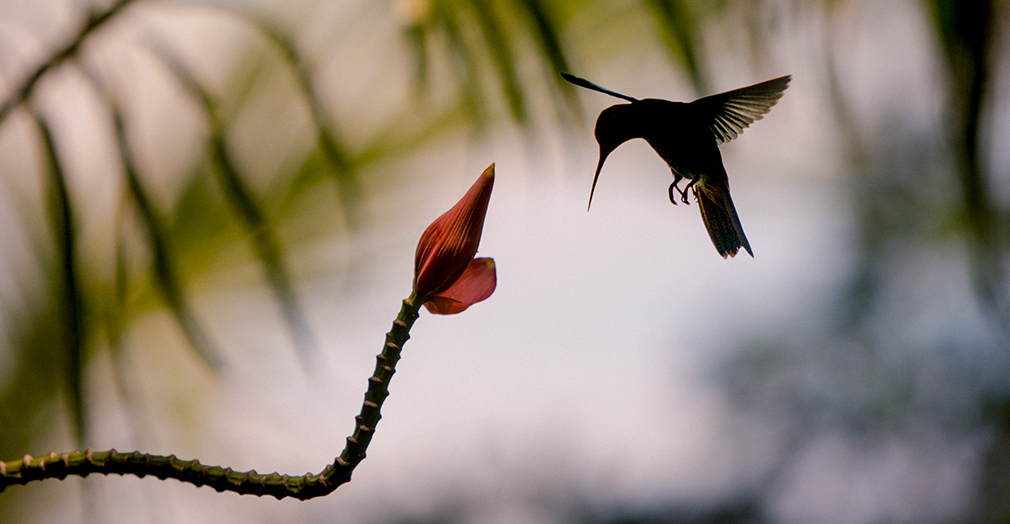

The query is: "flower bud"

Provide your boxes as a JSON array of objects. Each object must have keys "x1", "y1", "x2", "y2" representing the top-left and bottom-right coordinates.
[{"x1": 413, "y1": 164, "x2": 496, "y2": 314}]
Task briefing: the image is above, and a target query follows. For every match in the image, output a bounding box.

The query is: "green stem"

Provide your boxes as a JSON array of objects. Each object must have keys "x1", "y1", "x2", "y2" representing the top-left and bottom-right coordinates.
[{"x1": 0, "y1": 295, "x2": 422, "y2": 500}]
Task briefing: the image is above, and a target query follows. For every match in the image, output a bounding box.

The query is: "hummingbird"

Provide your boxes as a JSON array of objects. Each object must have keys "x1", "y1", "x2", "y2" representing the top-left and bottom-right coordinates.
[{"x1": 562, "y1": 73, "x2": 791, "y2": 258}]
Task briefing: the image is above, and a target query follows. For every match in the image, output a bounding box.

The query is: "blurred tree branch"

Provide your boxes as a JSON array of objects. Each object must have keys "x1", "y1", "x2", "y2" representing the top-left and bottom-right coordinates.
[{"x1": 0, "y1": 0, "x2": 139, "y2": 127}]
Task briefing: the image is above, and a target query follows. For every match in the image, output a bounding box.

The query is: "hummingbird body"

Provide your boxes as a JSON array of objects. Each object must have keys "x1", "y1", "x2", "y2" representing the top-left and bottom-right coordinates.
[{"x1": 564, "y1": 73, "x2": 791, "y2": 258}]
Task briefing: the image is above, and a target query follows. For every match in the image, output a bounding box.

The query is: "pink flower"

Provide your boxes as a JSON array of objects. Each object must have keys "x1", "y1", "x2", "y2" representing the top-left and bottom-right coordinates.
[{"x1": 413, "y1": 164, "x2": 497, "y2": 314}]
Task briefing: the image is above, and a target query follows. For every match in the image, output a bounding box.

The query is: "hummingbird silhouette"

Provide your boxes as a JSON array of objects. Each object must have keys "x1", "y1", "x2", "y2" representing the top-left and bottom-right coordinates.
[{"x1": 563, "y1": 73, "x2": 791, "y2": 258}]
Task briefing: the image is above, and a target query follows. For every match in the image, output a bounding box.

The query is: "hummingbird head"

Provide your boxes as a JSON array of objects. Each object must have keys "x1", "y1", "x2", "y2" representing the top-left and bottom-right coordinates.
[{"x1": 590, "y1": 104, "x2": 639, "y2": 210}]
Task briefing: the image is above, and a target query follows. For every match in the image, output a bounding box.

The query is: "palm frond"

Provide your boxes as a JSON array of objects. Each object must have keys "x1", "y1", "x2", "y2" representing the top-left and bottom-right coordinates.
[{"x1": 144, "y1": 39, "x2": 320, "y2": 360}]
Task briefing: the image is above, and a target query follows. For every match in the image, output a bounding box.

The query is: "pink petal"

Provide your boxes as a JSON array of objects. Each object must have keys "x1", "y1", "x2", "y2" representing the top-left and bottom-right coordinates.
[
  {"x1": 413, "y1": 164, "x2": 495, "y2": 299},
  {"x1": 424, "y1": 258, "x2": 496, "y2": 315}
]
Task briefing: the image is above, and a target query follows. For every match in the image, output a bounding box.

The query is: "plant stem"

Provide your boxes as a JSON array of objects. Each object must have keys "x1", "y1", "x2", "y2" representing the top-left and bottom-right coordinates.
[{"x1": 0, "y1": 294, "x2": 422, "y2": 500}]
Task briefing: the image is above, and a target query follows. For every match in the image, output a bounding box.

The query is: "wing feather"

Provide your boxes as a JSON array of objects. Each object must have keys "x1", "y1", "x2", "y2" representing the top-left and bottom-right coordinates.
[{"x1": 692, "y1": 75, "x2": 791, "y2": 144}]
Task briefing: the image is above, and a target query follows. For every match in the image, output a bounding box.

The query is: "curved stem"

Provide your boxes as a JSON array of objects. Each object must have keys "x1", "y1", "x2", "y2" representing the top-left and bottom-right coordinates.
[{"x1": 0, "y1": 295, "x2": 422, "y2": 500}]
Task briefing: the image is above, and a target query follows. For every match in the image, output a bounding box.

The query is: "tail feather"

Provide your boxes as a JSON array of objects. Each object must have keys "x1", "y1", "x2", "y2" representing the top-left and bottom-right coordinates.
[{"x1": 695, "y1": 184, "x2": 752, "y2": 258}]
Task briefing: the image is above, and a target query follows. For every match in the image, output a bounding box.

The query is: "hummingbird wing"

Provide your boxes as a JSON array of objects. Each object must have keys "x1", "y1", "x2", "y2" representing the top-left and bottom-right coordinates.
[{"x1": 691, "y1": 75, "x2": 791, "y2": 145}]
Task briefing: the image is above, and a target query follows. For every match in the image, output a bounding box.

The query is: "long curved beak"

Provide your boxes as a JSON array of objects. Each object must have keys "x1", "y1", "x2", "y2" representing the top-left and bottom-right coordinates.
[{"x1": 588, "y1": 146, "x2": 613, "y2": 211}]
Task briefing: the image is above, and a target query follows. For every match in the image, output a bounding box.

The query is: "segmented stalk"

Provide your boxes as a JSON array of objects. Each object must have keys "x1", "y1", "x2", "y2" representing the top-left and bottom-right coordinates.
[{"x1": 0, "y1": 295, "x2": 421, "y2": 500}]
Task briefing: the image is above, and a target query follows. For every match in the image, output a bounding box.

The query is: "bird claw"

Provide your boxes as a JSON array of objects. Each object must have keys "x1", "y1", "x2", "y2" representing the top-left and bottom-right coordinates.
[
  {"x1": 681, "y1": 178, "x2": 698, "y2": 205},
  {"x1": 669, "y1": 182, "x2": 691, "y2": 206}
]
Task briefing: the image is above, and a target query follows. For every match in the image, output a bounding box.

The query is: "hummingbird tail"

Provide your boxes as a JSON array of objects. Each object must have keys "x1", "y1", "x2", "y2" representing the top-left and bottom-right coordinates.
[{"x1": 695, "y1": 184, "x2": 753, "y2": 258}]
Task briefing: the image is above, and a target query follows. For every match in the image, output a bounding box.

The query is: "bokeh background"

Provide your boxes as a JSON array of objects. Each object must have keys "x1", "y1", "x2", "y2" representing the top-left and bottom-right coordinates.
[{"x1": 1, "y1": 0, "x2": 1009, "y2": 522}]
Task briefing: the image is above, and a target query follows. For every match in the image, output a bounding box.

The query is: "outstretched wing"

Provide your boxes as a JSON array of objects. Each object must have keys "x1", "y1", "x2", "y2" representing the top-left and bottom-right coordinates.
[{"x1": 692, "y1": 75, "x2": 791, "y2": 144}]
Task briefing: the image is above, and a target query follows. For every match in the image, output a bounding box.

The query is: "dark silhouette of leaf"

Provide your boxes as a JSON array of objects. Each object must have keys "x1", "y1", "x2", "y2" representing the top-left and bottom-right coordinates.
[
  {"x1": 96, "y1": 79, "x2": 226, "y2": 371},
  {"x1": 466, "y1": 0, "x2": 527, "y2": 123},
  {"x1": 645, "y1": 0, "x2": 708, "y2": 95},
  {"x1": 0, "y1": 305, "x2": 66, "y2": 467},
  {"x1": 512, "y1": 0, "x2": 583, "y2": 120},
  {"x1": 144, "y1": 40, "x2": 320, "y2": 360},
  {"x1": 926, "y1": 0, "x2": 1007, "y2": 325},
  {"x1": 0, "y1": 0, "x2": 137, "y2": 127},
  {"x1": 31, "y1": 109, "x2": 86, "y2": 445},
  {"x1": 253, "y1": 24, "x2": 363, "y2": 224},
  {"x1": 404, "y1": 19, "x2": 431, "y2": 97},
  {"x1": 432, "y1": 2, "x2": 488, "y2": 127}
]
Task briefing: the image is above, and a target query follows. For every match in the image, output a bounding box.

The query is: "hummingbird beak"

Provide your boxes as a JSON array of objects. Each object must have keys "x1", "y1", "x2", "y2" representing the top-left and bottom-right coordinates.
[{"x1": 588, "y1": 145, "x2": 613, "y2": 211}]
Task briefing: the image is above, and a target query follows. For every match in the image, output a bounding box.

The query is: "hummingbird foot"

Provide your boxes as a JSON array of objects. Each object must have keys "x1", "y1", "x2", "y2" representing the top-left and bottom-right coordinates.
[
  {"x1": 668, "y1": 182, "x2": 681, "y2": 205},
  {"x1": 681, "y1": 178, "x2": 698, "y2": 205}
]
